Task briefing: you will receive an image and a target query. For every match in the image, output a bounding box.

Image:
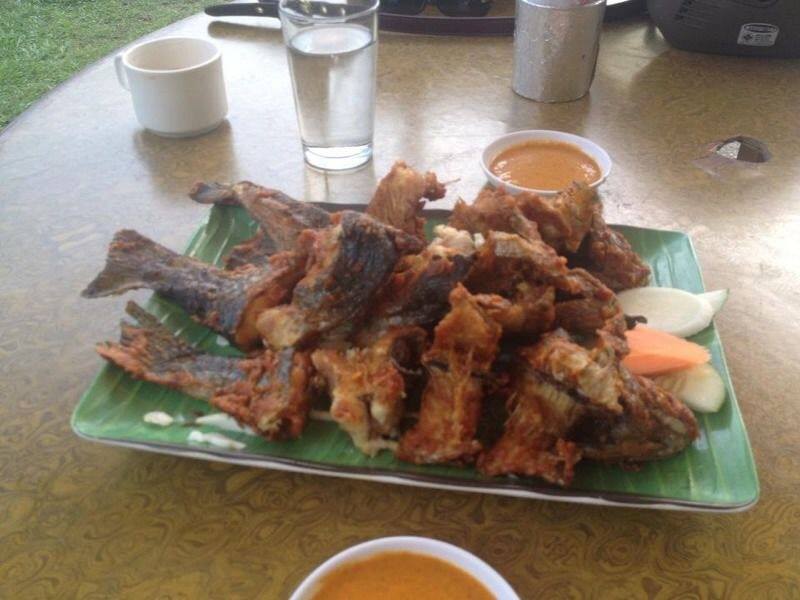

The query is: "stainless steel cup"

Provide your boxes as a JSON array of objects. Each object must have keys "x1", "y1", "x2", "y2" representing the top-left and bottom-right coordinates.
[{"x1": 512, "y1": 0, "x2": 606, "y2": 103}]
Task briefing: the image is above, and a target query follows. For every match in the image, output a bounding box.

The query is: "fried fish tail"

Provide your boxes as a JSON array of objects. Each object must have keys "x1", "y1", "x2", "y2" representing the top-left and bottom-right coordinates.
[
  {"x1": 82, "y1": 230, "x2": 305, "y2": 350},
  {"x1": 81, "y1": 229, "x2": 175, "y2": 298},
  {"x1": 96, "y1": 302, "x2": 250, "y2": 399},
  {"x1": 97, "y1": 302, "x2": 314, "y2": 440}
]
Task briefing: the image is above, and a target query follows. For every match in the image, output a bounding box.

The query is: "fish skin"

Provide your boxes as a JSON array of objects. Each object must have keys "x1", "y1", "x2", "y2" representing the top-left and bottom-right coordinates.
[
  {"x1": 82, "y1": 229, "x2": 305, "y2": 350},
  {"x1": 189, "y1": 181, "x2": 331, "y2": 252},
  {"x1": 257, "y1": 211, "x2": 425, "y2": 349},
  {"x1": 360, "y1": 250, "x2": 474, "y2": 341}
]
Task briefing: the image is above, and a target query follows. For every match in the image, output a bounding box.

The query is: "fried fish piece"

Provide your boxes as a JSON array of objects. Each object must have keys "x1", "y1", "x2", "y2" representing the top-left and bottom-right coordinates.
[
  {"x1": 397, "y1": 285, "x2": 502, "y2": 465},
  {"x1": 449, "y1": 184, "x2": 594, "y2": 253},
  {"x1": 82, "y1": 230, "x2": 306, "y2": 350},
  {"x1": 449, "y1": 188, "x2": 531, "y2": 242},
  {"x1": 312, "y1": 327, "x2": 426, "y2": 455},
  {"x1": 481, "y1": 328, "x2": 698, "y2": 485},
  {"x1": 360, "y1": 243, "x2": 474, "y2": 340},
  {"x1": 477, "y1": 369, "x2": 583, "y2": 486},
  {"x1": 515, "y1": 183, "x2": 597, "y2": 254},
  {"x1": 190, "y1": 181, "x2": 331, "y2": 252},
  {"x1": 450, "y1": 185, "x2": 649, "y2": 291},
  {"x1": 569, "y1": 204, "x2": 651, "y2": 291},
  {"x1": 465, "y1": 231, "x2": 625, "y2": 338},
  {"x1": 475, "y1": 283, "x2": 556, "y2": 337},
  {"x1": 365, "y1": 160, "x2": 446, "y2": 239},
  {"x1": 524, "y1": 329, "x2": 624, "y2": 414},
  {"x1": 570, "y1": 368, "x2": 699, "y2": 463},
  {"x1": 96, "y1": 302, "x2": 313, "y2": 440},
  {"x1": 555, "y1": 268, "x2": 627, "y2": 338},
  {"x1": 257, "y1": 211, "x2": 425, "y2": 349},
  {"x1": 223, "y1": 229, "x2": 277, "y2": 270},
  {"x1": 465, "y1": 230, "x2": 570, "y2": 295}
]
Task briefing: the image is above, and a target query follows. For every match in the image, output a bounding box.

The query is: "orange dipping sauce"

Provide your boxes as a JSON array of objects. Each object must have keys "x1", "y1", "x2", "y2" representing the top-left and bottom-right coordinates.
[
  {"x1": 490, "y1": 140, "x2": 601, "y2": 191},
  {"x1": 310, "y1": 551, "x2": 495, "y2": 600}
]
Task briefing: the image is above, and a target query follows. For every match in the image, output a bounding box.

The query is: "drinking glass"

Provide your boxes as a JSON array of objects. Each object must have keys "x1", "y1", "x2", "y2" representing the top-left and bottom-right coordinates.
[{"x1": 279, "y1": 0, "x2": 379, "y2": 171}]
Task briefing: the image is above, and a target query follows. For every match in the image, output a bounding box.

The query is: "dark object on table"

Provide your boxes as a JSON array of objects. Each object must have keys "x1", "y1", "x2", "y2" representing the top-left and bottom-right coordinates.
[
  {"x1": 648, "y1": 0, "x2": 800, "y2": 57},
  {"x1": 605, "y1": 0, "x2": 646, "y2": 21},
  {"x1": 204, "y1": 0, "x2": 645, "y2": 36},
  {"x1": 382, "y1": 0, "x2": 492, "y2": 17}
]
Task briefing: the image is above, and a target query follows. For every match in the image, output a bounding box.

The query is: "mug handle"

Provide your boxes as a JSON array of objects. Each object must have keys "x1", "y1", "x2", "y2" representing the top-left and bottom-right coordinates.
[{"x1": 114, "y1": 53, "x2": 129, "y2": 91}]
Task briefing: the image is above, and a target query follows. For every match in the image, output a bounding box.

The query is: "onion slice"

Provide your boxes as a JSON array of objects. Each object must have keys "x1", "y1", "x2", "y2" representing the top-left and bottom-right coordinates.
[
  {"x1": 617, "y1": 287, "x2": 714, "y2": 338},
  {"x1": 654, "y1": 363, "x2": 727, "y2": 413},
  {"x1": 698, "y1": 289, "x2": 729, "y2": 314}
]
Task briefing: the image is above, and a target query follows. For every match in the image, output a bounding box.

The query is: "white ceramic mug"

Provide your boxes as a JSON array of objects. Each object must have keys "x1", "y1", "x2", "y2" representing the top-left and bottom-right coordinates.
[{"x1": 114, "y1": 37, "x2": 228, "y2": 138}]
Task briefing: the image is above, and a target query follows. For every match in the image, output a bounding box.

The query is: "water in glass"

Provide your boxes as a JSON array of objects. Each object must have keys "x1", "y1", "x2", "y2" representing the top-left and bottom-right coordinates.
[{"x1": 287, "y1": 23, "x2": 377, "y2": 170}]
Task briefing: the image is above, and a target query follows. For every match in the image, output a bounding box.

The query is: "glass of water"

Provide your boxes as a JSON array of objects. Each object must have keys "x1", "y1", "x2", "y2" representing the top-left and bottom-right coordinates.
[{"x1": 279, "y1": 0, "x2": 379, "y2": 171}]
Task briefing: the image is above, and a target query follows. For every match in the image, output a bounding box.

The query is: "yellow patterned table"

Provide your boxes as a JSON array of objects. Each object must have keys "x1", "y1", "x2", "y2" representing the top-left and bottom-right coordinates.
[{"x1": 2, "y1": 11, "x2": 799, "y2": 599}]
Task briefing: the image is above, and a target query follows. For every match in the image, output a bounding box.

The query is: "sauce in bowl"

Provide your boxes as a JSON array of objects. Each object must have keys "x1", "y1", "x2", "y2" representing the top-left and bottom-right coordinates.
[
  {"x1": 310, "y1": 551, "x2": 495, "y2": 600},
  {"x1": 490, "y1": 139, "x2": 601, "y2": 191}
]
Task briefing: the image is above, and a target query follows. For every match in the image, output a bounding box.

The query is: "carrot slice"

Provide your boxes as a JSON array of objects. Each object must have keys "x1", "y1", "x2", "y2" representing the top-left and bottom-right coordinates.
[{"x1": 623, "y1": 325, "x2": 710, "y2": 376}]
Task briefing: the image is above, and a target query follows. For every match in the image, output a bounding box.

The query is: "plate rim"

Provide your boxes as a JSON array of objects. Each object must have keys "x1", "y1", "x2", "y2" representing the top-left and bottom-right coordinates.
[{"x1": 71, "y1": 426, "x2": 758, "y2": 513}]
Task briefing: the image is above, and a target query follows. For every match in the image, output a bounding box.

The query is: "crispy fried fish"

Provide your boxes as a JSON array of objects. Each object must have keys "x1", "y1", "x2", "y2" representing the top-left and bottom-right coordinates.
[
  {"x1": 449, "y1": 188, "x2": 522, "y2": 239},
  {"x1": 450, "y1": 185, "x2": 650, "y2": 291},
  {"x1": 359, "y1": 242, "x2": 474, "y2": 341},
  {"x1": 477, "y1": 329, "x2": 620, "y2": 485},
  {"x1": 190, "y1": 181, "x2": 331, "y2": 252},
  {"x1": 451, "y1": 184, "x2": 595, "y2": 255},
  {"x1": 569, "y1": 368, "x2": 699, "y2": 462},
  {"x1": 257, "y1": 211, "x2": 424, "y2": 349},
  {"x1": 465, "y1": 230, "x2": 624, "y2": 338},
  {"x1": 525, "y1": 329, "x2": 624, "y2": 414},
  {"x1": 312, "y1": 327, "x2": 426, "y2": 455},
  {"x1": 465, "y1": 230, "x2": 571, "y2": 295},
  {"x1": 475, "y1": 283, "x2": 556, "y2": 337},
  {"x1": 365, "y1": 160, "x2": 446, "y2": 239},
  {"x1": 97, "y1": 302, "x2": 314, "y2": 440},
  {"x1": 478, "y1": 368, "x2": 583, "y2": 486},
  {"x1": 568, "y1": 204, "x2": 651, "y2": 291},
  {"x1": 479, "y1": 329, "x2": 698, "y2": 485},
  {"x1": 82, "y1": 230, "x2": 305, "y2": 350},
  {"x1": 515, "y1": 184, "x2": 596, "y2": 254},
  {"x1": 397, "y1": 285, "x2": 502, "y2": 465},
  {"x1": 223, "y1": 229, "x2": 277, "y2": 270}
]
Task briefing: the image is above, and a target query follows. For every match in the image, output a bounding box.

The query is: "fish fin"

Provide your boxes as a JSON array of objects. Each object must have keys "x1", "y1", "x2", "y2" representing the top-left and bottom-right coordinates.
[
  {"x1": 81, "y1": 229, "x2": 173, "y2": 298},
  {"x1": 96, "y1": 301, "x2": 197, "y2": 372},
  {"x1": 189, "y1": 182, "x2": 239, "y2": 206}
]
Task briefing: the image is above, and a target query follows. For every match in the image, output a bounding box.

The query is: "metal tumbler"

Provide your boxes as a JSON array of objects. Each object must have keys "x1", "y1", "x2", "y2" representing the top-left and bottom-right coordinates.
[{"x1": 512, "y1": 0, "x2": 606, "y2": 103}]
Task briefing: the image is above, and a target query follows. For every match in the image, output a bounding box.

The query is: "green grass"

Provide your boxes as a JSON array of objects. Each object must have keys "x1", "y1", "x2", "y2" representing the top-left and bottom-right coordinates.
[{"x1": 0, "y1": 0, "x2": 210, "y2": 128}]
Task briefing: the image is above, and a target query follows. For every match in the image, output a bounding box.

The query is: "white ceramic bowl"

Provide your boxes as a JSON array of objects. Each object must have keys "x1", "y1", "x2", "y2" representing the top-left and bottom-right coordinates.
[
  {"x1": 480, "y1": 129, "x2": 612, "y2": 196},
  {"x1": 289, "y1": 536, "x2": 520, "y2": 600}
]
